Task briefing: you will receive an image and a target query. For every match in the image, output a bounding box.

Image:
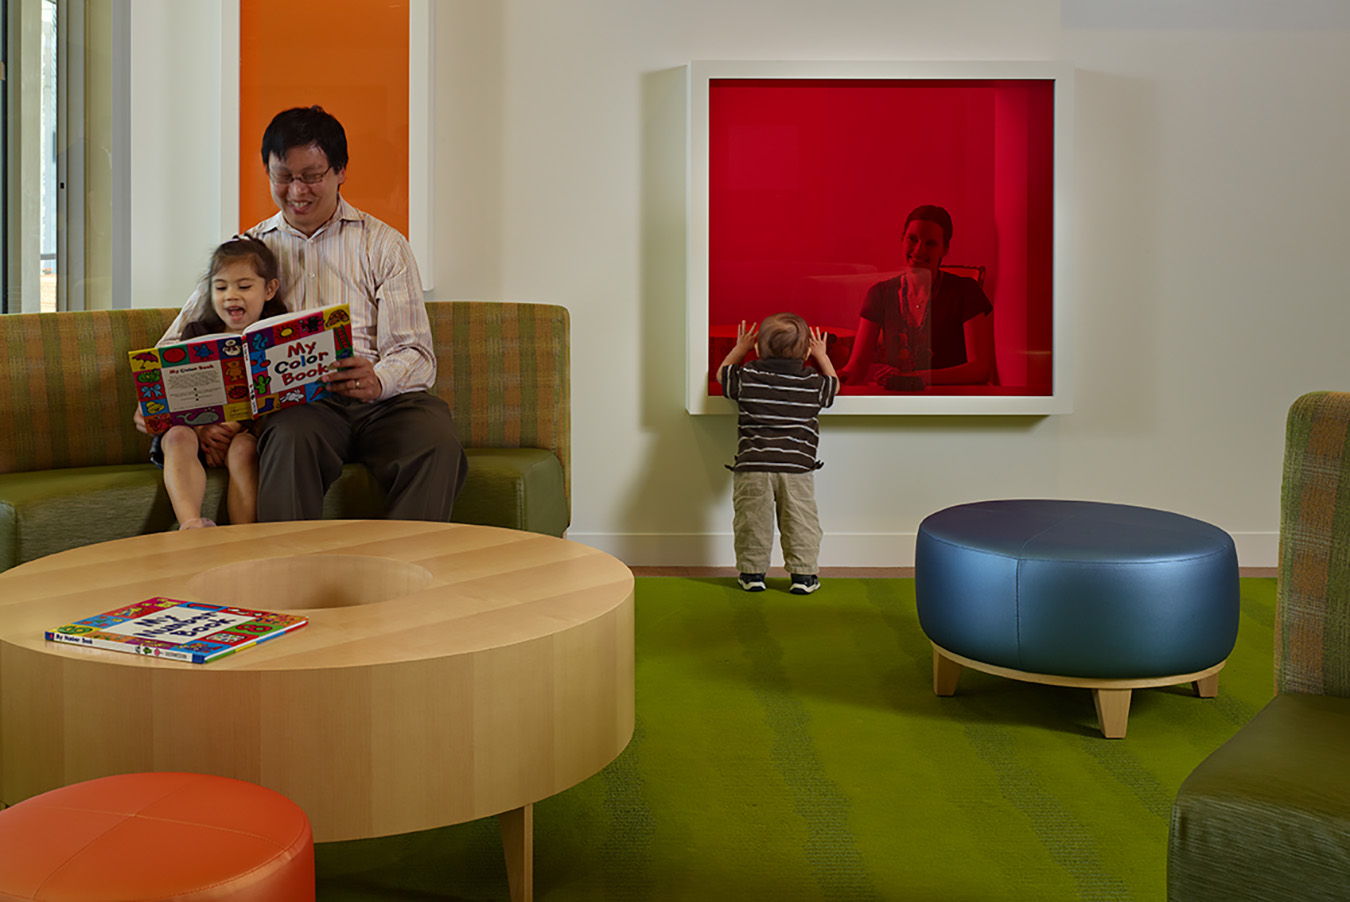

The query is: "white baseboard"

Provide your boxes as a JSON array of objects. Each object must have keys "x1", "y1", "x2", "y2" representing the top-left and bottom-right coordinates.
[{"x1": 565, "y1": 531, "x2": 1281, "y2": 570}]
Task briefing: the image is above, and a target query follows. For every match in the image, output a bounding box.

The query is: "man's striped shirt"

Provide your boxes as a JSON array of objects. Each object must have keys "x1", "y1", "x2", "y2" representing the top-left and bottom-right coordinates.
[
  {"x1": 721, "y1": 358, "x2": 838, "y2": 472},
  {"x1": 159, "y1": 198, "x2": 435, "y2": 401}
]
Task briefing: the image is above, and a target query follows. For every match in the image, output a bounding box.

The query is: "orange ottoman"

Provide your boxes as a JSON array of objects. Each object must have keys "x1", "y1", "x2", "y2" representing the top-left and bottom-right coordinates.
[{"x1": 0, "y1": 772, "x2": 313, "y2": 901}]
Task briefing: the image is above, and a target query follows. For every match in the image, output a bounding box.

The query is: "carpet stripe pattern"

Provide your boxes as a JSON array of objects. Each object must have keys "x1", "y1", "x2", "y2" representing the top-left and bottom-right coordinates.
[{"x1": 316, "y1": 576, "x2": 1276, "y2": 901}]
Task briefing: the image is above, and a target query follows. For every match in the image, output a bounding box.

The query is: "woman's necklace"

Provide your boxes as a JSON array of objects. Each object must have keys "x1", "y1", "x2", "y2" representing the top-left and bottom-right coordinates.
[{"x1": 903, "y1": 269, "x2": 941, "y2": 328}]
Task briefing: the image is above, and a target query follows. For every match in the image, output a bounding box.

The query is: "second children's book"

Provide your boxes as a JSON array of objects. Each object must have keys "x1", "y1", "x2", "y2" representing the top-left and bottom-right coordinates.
[
  {"x1": 130, "y1": 303, "x2": 353, "y2": 435},
  {"x1": 46, "y1": 597, "x2": 309, "y2": 664}
]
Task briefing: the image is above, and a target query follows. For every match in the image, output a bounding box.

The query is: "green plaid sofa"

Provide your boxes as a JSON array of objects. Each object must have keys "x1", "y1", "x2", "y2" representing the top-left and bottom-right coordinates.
[
  {"x1": 1168, "y1": 391, "x2": 1350, "y2": 900},
  {"x1": 0, "y1": 301, "x2": 569, "y2": 573}
]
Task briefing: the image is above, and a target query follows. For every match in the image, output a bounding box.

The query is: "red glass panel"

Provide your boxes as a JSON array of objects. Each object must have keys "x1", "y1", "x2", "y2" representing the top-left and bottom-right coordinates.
[{"x1": 706, "y1": 78, "x2": 1054, "y2": 397}]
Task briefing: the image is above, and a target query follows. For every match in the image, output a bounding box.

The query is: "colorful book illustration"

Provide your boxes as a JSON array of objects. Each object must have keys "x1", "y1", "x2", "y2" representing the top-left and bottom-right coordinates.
[
  {"x1": 129, "y1": 303, "x2": 353, "y2": 435},
  {"x1": 46, "y1": 598, "x2": 309, "y2": 664}
]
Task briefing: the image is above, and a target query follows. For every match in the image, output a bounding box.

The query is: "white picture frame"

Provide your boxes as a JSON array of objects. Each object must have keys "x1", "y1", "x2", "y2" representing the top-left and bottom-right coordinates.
[{"x1": 686, "y1": 60, "x2": 1074, "y2": 416}]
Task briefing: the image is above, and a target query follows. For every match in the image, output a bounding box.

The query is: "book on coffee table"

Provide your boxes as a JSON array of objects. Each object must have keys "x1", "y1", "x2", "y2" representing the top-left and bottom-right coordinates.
[
  {"x1": 129, "y1": 303, "x2": 353, "y2": 436},
  {"x1": 46, "y1": 598, "x2": 308, "y2": 664}
]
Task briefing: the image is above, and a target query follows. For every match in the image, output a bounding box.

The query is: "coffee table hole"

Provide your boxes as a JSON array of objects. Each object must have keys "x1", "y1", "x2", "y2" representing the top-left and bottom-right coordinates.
[{"x1": 187, "y1": 554, "x2": 434, "y2": 610}]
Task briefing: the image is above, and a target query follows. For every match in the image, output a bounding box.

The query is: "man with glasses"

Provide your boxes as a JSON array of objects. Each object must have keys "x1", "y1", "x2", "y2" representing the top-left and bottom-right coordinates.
[{"x1": 148, "y1": 105, "x2": 467, "y2": 523}]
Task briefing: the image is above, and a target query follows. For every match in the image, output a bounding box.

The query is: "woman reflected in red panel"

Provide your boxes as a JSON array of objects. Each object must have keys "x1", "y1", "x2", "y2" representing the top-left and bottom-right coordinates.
[{"x1": 838, "y1": 205, "x2": 994, "y2": 390}]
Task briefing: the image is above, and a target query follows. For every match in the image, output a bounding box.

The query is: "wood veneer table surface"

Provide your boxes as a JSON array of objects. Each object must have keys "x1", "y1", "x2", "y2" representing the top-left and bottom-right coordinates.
[{"x1": 0, "y1": 520, "x2": 636, "y2": 845}]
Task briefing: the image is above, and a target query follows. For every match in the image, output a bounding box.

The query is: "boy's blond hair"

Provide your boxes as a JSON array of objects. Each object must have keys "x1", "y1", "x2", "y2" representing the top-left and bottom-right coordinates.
[{"x1": 757, "y1": 312, "x2": 810, "y2": 360}]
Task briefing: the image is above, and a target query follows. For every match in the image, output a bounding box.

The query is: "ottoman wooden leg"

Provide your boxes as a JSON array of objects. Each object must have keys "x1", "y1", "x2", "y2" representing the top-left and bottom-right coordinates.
[
  {"x1": 1193, "y1": 672, "x2": 1219, "y2": 698},
  {"x1": 933, "y1": 645, "x2": 963, "y2": 696},
  {"x1": 1093, "y1": 688, "x2": 1132, "y2": 739}
]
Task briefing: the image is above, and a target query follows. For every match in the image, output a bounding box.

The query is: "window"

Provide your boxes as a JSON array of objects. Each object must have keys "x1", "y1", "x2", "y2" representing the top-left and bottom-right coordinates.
[
  {"x1": 3, "y1": 0, "x2": 61, "y2": 313},
  {"x1": 40, "y1": 0, "x2": 56, "y2": 312},
  {"x1": 1, "y1": 0, "x2": 7, "y2": 313},
  {"x1": 4, "y1": 0, "x2": 117, "y2": 314}
]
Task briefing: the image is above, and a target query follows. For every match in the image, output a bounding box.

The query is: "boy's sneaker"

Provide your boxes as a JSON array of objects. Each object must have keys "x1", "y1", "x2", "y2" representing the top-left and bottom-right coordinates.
[
  {"x1": 789, "y1": 574, "x2": 820, "y2": 595},
  {"x1": 737, "y1": 573, "x2": 766, "y2": 592}
]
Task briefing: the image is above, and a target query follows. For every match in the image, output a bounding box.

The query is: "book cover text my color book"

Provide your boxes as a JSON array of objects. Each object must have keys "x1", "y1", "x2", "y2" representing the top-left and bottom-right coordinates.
[
  {"x1": 130, "y1": 303, "x2": 353, "y2": 435},
  {"x1": 46, "y1": 598, "x2": 308, "y2": 664}
]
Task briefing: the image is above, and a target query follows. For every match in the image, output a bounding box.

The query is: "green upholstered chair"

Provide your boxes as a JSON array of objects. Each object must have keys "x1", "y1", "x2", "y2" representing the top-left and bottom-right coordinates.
[{"x1": 1168, "y1": 391, "x2": 1350, "y2": 900}]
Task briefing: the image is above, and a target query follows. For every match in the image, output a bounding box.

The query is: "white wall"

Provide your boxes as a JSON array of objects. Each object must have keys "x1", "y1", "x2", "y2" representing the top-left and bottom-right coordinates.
[
  {"x1": 130, "y1": 0, "x2": 1350, "y2": 568},
  {"x1": 128, "y1": 0, "x2": 225, "y2": 308}
]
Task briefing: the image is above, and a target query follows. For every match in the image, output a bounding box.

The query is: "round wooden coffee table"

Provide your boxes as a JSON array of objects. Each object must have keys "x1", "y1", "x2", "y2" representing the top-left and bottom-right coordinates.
[{"x1": 0, "y1": 521, "x2": 635, "y2": 902}]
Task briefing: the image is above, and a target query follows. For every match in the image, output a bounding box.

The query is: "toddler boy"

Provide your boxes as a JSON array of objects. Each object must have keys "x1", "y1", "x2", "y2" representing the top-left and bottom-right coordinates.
[{"x1": 716, "y1": 312, "x2": 838, "y2": 594}]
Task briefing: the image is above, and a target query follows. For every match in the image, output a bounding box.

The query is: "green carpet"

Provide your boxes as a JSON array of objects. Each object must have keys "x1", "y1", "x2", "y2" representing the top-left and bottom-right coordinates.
[{"x1": 316, "y1": 576, "x2": 1277, "y2": 902}]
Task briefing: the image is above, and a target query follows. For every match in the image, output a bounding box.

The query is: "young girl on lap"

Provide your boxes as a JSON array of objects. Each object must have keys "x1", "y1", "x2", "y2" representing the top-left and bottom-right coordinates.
[{"x1": 153, "y1": 236, "x2": 287, "y2": 529}]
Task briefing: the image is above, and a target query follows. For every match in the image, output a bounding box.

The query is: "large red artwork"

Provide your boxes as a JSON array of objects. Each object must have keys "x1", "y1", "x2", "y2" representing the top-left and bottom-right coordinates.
[{"x1": 698, "y1": 73, "x2": 1060, "y2": 409}]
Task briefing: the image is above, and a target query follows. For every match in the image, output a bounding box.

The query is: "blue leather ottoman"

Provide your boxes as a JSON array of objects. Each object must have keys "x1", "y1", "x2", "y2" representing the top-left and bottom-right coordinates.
[{"x1": 915, "y1": 499, "x2": 1240, "y2": 738}]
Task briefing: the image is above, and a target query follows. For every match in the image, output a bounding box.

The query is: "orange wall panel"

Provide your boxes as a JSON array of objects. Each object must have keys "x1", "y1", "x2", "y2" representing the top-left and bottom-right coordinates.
[{"x1": 239, "y1": 0, "x2": 410, "y2": 236}]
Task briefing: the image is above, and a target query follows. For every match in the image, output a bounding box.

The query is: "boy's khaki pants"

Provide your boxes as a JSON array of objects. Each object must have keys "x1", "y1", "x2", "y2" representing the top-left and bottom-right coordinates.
[{"x1": 732, "y1": 470, "x2": 822, "y2": 575}]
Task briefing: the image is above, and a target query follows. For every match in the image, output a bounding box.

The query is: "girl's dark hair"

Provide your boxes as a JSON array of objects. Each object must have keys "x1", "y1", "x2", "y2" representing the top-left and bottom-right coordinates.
[
  {"x1": 193, "y1": 235, "x2": 287, "y2": 333},
  {"x1": 905, "y1": 204, "x2": 954, "y2": 245}
]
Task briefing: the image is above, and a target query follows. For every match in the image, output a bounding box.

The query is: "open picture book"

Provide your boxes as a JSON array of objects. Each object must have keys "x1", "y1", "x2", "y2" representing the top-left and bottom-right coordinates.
[{"x1": 129, "y1": 303, "x2": 353, "y2": 435}]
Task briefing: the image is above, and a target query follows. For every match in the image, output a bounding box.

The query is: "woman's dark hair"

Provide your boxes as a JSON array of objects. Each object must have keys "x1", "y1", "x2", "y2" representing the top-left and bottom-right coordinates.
[
  {"x1": 193, "y1": 235, "x2": 287, "y2": 333},
  {"x1": 904, "y1": 204, "x2": 953, "y2": 246},
  {"x1": 260, "y1": 105, "x2": 348, "y2": 172}
]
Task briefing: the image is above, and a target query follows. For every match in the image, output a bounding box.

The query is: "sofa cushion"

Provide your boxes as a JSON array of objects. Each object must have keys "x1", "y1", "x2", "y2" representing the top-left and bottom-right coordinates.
[
  {"x1": 0, "y1": 449, "x2": 567, "y2": 572},
  {"x1": 453, "y1": 448, "x2": 567, "y2": 536},
  {"x1": 319, "y1": 449, "x2": 567, "y2": 536},
  {"x1": 0, "y1": 466, "x2": 180, "y2": 571}
]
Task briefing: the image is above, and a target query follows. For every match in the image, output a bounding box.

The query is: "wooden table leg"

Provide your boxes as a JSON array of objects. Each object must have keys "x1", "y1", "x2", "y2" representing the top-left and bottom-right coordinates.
[{"x1": 500, "y1": 804, "x2": 534, "y2": 902}]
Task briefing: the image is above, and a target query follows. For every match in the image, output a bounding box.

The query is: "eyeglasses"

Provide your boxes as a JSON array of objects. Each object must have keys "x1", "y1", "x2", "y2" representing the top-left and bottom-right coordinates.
[{"x1": 267, "y1": 167, "x2": 331, "y2": 187}]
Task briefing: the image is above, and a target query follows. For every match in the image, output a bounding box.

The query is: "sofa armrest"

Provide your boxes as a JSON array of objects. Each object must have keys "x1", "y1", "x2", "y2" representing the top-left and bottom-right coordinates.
[{"x1": 1169, "y1": 693, "x2": 1350, "y2": 899}]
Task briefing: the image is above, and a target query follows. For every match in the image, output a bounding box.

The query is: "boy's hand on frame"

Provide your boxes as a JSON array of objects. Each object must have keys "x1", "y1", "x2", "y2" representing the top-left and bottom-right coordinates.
[
  {"x1": 734, "y1": 320, "x2": 759, "y2": 354},
  {"x1": 808, "y1": 325, "x2": 839, "y2": 380},
  {"x1": 808, "y1": 326, "x2": 829, "y2": 361},
  {"x1": 716, "y1": 319, "x2": 760, "y2": 386}
]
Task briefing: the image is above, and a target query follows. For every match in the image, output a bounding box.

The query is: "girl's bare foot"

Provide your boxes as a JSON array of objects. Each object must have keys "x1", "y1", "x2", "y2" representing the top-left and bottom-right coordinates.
[{"x1": 178, "y1": 518, "x2": 217, "y2": 530}]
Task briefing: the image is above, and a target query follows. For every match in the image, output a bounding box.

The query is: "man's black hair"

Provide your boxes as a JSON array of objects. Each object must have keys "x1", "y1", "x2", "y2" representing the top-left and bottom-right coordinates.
[{"x1": 260, "y1": 105, "x2": 349, "y2": 172}]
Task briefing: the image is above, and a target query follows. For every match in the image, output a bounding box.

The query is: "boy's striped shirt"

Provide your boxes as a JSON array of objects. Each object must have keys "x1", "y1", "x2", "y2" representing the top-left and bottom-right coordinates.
[{"x1": 722, "y1": 358, "x2": 838, "y2": 472}]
